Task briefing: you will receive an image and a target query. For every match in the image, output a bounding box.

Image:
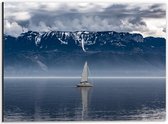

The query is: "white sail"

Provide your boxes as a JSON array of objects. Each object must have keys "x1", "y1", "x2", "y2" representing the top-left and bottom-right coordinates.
[{"x1": 81, "y1": 61, "x2": 88, "y2": 82}]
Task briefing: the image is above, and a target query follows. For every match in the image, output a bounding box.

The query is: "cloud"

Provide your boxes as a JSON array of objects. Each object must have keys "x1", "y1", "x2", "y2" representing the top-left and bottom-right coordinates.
[
  {"x1": 4, "y1": 20, "x2": 27, "y2": 37},
  {"x1": 4, "y1": 2, "x2": 166, "y2": 37},
  {"x1": 14, "y1": 12, "x2": 31, "y2": 21}
]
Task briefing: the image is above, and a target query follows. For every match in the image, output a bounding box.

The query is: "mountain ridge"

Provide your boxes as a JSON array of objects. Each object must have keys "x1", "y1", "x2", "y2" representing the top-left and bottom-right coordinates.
[
  {"x1": 3, "y1": 30, "x2": 166, "y2": 76},
  {"x1": 4, "y1": 30, "x2": 165, "y2": 53}
]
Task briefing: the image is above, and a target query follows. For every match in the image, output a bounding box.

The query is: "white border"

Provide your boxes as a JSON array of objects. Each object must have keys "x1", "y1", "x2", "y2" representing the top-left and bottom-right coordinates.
[{"x1": 0, "y1": 0, "x2": 167, "y2": 124}]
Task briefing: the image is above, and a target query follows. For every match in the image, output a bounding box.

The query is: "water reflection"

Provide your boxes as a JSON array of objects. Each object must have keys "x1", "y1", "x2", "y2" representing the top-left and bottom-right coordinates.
[{"x1": 78, "y1": 87, "x2": 91, "y2": 121}]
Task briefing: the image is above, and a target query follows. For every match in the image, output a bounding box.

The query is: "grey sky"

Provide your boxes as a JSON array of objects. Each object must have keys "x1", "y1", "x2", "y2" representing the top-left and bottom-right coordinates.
[{"x1": 4, "y1": 2, "x2": 166, "y2": 37}]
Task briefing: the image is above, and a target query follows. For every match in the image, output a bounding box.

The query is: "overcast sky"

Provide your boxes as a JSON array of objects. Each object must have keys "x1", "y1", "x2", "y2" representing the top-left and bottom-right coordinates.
[{"x1": 4, "y1": 2, "x2": 166, "y2": 37}]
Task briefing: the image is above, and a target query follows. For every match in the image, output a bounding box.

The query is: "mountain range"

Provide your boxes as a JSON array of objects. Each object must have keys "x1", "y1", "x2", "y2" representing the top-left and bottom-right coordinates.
[
  {"x1": 3, "y1": 31, "x2": 166, "y2": 76},
  {"x1": 4, "y1": 31, "x2": 165, "y2": 53}
]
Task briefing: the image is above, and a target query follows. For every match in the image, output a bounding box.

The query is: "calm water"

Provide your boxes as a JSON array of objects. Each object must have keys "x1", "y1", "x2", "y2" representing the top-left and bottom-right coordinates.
[{"x1": 4, "y1": 78, "x2": 166, "y2": 121}]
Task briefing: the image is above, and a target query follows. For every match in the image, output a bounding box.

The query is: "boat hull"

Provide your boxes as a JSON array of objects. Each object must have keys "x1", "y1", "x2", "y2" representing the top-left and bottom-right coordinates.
[{"x1": 76, "y1": 82, "x2": 93, "y2": 87}]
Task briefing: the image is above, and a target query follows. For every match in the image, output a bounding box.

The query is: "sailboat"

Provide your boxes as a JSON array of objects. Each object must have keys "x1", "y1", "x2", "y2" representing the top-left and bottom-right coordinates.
[{"x1": 76, "y1": 61, "x2": 93, "y2": 87}]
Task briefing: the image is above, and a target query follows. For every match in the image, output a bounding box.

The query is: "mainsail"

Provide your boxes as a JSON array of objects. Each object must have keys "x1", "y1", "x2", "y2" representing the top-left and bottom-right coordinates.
[
  {"x1": 81, "y1": 61, "x2": 88, "y2": 83},
  {"x1": 77, "y1": 61, "x2": 93, "y2": 87}
]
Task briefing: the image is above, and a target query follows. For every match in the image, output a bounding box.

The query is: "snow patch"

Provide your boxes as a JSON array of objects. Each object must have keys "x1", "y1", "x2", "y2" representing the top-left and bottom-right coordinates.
[
  {"x1": 81, "y1": 34, "x2": 86, "y2": 52},
  {"x1": 58, "y1": 38, "x2": 68, "y2": 45},
  {"x1": 35, "y1": 35, "x2": 41, "y2": 45}
]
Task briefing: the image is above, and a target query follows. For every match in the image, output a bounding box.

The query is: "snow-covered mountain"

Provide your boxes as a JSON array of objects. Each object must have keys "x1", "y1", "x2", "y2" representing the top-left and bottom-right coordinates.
[
  {"x1": 3, "y1": 31, "x2": 166, "y2": 76},
  {"x1": 4, "y1": 30, "x2": 165, "y2": 53}
]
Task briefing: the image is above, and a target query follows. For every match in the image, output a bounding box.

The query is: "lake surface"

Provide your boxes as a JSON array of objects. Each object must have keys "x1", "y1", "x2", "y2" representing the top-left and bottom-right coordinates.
[{"x1": 3, "y1": 78, "x2": 166, "y2": 121}]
